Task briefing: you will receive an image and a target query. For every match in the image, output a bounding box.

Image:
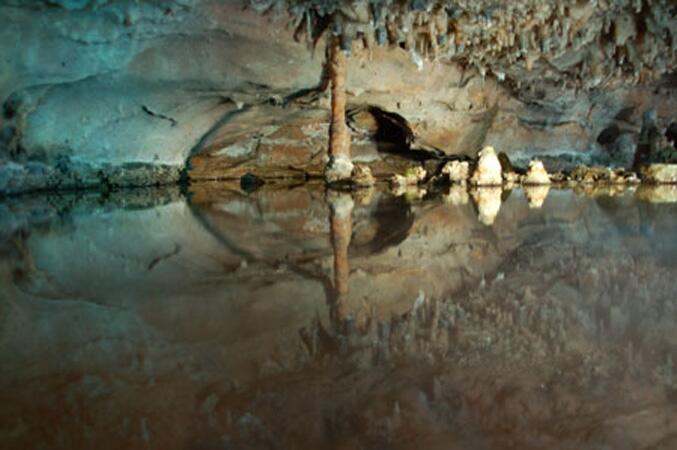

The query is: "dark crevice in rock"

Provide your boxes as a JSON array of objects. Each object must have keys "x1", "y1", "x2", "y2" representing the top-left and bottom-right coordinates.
[
  {"x1": 187, "y1": 105, "x2": 254, "y2": 158},
  {"x1": 348, "y1": 105, "x2": 444, "y2": 162},
  {"x1": 666, "y1": 122, "x2": 677, "y2": 148},
  {"x1": 141, "y1": 105, "x2": 178, "y2": 127},
  {"x1": 597, "y1": 124, "x2": 621, "y2": 146},
  {"x1": 347, "y1": 106, "x2": 413, "y2": 149}
]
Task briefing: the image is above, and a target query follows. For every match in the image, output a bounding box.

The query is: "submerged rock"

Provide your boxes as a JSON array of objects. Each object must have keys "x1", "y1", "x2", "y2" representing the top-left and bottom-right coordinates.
[
  {"x1": 523, "y1": 160, "x2": 551, "y2": 185},
  {"x1": 441, "y1": 161, "x2": 469, "y2": 183},
  {"x1": 470, "y1": 146, "x2": 502, "y2": 186},
  {"x1": 640, "y1": 164, "x2": 677, "y2": 184}
]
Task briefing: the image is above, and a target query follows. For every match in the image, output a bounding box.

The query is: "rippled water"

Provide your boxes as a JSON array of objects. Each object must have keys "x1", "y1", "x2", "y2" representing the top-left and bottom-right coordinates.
[{"x1": 1, "y1": 183, "x2": 677, "y2": 450}]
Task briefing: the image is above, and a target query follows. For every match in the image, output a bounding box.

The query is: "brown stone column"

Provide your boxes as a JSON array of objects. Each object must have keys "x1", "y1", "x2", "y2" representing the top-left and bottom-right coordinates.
[{"x1": 325, "y1": 36, "x2": 353, "y2": 183}]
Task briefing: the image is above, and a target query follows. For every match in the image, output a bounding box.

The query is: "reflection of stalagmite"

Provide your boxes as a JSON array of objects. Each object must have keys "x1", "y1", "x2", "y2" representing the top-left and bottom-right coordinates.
[
  {"x1": 524, "y1": 185, "x2": 551, "y2": 208},
  {"x1": 444, "y1": 185, "x2": 469, "y2": 205},
  {"x1": 636, "y1": 185, "x2": 677, "y2": 203},
  {"x1": 328, "y1": 191, "x2": 353, "y2": 320},
  {"x1": 470, "y1": 187, "x2": 502, "y2": 225}
]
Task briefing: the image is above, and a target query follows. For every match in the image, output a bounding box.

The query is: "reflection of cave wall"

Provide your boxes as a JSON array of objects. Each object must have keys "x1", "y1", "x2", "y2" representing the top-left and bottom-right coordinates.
[
  {"x1": 0, "y1": 1, "x2": 675, "y2": 194},
  {"x1": 2, "y1": 186, "x2": 677, "y2": 449}
]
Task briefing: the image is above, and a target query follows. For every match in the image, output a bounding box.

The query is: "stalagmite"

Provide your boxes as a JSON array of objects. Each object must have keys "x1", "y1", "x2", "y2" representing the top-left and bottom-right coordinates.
[
  {"x1": 442, "y1": 160, "x2": 470, "y2": 183},
  {"x1": 470, "y1": 146, "x2": 503, "y2": 186},
  {"x1": 523, "y1": 160, "x2": 551, "y2": 185}
]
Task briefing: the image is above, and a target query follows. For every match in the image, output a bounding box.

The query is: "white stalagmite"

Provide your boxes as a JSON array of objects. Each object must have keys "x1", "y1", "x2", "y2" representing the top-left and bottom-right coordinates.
[
  {"x1": 470, "y1": 146, "x2": 503, "y2": 186},
  {"x1": 442, "y1": 160, "x2": 470, "y2": 183},
  {"x1": 523, "y1": 160, "x2": 551, "y2": 185}
]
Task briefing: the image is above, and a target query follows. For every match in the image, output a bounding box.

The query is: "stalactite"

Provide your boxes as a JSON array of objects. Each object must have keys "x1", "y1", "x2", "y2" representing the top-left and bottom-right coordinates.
[{"x1": 251, "y1": 0, "x2": 676, "y2": 93}]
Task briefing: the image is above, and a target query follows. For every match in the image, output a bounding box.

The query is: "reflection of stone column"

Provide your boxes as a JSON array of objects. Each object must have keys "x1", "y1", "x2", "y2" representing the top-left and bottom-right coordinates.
[
  {"x1": 328, "y1": 191, "x2": 354, "y2": 321},
  {"x1": 524, "y1": 185, "x2": 551, "y2": 209},
  {"x1": 470, "y1": 187, "x2": 502, "y2": 225}
]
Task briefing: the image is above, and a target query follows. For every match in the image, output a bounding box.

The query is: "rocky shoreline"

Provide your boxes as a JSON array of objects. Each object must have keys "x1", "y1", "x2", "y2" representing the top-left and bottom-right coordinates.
[{"x1": 0, "y1": 161, "x2": 183, "y2": 196}]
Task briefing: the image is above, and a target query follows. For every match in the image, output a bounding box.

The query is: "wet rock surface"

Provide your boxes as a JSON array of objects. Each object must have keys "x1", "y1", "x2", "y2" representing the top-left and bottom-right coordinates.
[{"x1": 1, "y1": 183, "x2": 677, "y2": 449}]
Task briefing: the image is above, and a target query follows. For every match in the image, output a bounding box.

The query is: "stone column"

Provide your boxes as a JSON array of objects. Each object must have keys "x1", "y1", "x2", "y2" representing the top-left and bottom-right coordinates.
[{"x1": 325, "y1": 36, "x2": 353, "y2": 183}]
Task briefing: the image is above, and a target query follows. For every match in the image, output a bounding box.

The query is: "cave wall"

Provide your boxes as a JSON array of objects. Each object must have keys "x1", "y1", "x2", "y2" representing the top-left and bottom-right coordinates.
[
  {"x1": 0, "y1": 0, "x2": 324, "y2": 193},
  {"x1": 0, "y1": 0, "x2": 675, "y2": 194}
]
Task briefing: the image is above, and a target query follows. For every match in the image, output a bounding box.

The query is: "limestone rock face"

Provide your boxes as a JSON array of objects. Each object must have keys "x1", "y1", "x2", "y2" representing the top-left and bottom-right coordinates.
[
  {"x1": 0, "y1": 0, "x2": 675, "y2": 194},
  {"x1": 524, "y1": 160, "x2": 551, "y2": 185},
  {"x1": 470, "y1": 146, "x2": 502, "y2": 186}
]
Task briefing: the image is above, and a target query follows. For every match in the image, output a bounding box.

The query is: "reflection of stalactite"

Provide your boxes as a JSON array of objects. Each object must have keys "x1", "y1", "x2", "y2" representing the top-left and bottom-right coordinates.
[{"x1": 328, "y1": 192, "x2": 353, "y2": 321}]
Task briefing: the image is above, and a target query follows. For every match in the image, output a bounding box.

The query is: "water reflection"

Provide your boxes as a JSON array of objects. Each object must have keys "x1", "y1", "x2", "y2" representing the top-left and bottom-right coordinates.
[
  {"x1": 328, "y1": 190, "x2": 353, "y2": 322},
  {"x1": 1, "y1": 183, "x2": 677, "y2": 449},
  {"x1": 524, "y1": 185, "x2": 550, "y2": 209}
]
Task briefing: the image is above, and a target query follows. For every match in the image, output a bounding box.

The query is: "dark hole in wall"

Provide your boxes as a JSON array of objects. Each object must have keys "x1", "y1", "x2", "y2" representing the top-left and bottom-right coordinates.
[
  {"x1": 347, "y1": 106, "x2": 413, "y2": 151},
  {"x1": 347, "y1": 106, "x2": 448, "y2": 164},
  {"x1": 370, "y1": 108, "x2": 414, "y2": 148},
  {"x1": 597, "y1": 124, "x2": 621, "y2": 146},
  {"x1": 3, "y1": 101, "x2": 15, "y2": 119},
  {"x1": 666, "y1": 122, "x2": 677, "y2": 147},
  {"x1": 614, "y1": 106, "x2": 635, "y2": 123}
]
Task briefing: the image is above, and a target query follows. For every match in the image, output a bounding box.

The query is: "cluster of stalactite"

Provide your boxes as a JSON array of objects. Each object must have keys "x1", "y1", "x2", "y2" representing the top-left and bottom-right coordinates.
[{"x1": 249, "y1": 0, "x2": 676, "y2": 89}]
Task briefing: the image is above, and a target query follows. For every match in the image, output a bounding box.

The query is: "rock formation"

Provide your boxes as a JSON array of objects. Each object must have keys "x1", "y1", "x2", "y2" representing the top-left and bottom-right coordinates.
[
  {"x1": 523, "y1": 160, "x2": 551, "y2": 185},
  {"x1": 641, "y1": 164, "x2": 677, "y2": 184},
  {"x1": 441, "y1": 160, "x2": 469, "y2": 183},
  {"x1": 470, "y1": 146, "x2": 502, "y2": 186}
]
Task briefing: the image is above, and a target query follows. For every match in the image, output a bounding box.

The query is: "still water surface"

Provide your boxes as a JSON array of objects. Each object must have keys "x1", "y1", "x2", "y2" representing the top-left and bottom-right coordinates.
[{"x1": 1, "y1": 183, "x2": 677, "y2": 450}]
